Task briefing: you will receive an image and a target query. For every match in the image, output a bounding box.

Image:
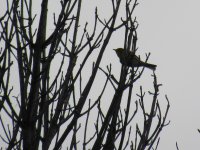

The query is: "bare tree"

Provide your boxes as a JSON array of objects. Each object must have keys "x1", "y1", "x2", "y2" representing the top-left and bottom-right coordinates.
[{"x1": 0, "y1": 0, "x2": 170, "y2": 149}]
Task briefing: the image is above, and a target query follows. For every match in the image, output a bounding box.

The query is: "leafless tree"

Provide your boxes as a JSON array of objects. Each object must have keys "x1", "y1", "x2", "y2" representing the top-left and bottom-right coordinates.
[{"x1": 0, "y1": 0, "x2": 170, "y2": 149}]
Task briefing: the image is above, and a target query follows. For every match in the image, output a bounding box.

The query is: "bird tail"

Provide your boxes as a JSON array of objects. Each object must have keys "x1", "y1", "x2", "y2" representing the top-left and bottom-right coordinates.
[{"x1": 143, "y1": 63, "x2": 157, "y2": 70}]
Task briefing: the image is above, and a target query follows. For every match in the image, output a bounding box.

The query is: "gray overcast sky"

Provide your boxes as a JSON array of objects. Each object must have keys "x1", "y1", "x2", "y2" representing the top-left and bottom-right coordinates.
[{"x1": 136, "y1": 0, "x2": 200, "y2": 149}]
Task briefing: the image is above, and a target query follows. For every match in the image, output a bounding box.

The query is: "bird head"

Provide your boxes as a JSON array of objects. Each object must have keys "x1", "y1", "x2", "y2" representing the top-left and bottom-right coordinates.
[{"x1": 113, "y1": 48, "x2": 124, "y2": 57}]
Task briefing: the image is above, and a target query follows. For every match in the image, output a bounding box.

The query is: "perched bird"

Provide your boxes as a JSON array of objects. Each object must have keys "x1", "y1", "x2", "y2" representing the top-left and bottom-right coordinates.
[{"x1": 113, "y1": 48, "x2": 156, "y2": 70}]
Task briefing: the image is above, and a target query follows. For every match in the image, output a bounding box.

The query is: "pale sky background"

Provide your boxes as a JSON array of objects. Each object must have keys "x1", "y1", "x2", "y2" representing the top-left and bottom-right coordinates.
[
  {"x1": 1, "y1": 0, "x2": 200, "y2": 149},
  {"x1": 135, "y1": 0, "x2": 200, "y2": 149}
]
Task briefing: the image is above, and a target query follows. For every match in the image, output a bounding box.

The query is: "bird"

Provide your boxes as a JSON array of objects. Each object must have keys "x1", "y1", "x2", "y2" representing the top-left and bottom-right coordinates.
[{"x1": 113, "y1": 48, "x2": 157, "y2": 70}]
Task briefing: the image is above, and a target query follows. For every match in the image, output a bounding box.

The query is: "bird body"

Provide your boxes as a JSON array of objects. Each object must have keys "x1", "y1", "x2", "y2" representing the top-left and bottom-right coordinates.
[{"x1": 113, "y1": 48, "x2": 156, "y2": 70}]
